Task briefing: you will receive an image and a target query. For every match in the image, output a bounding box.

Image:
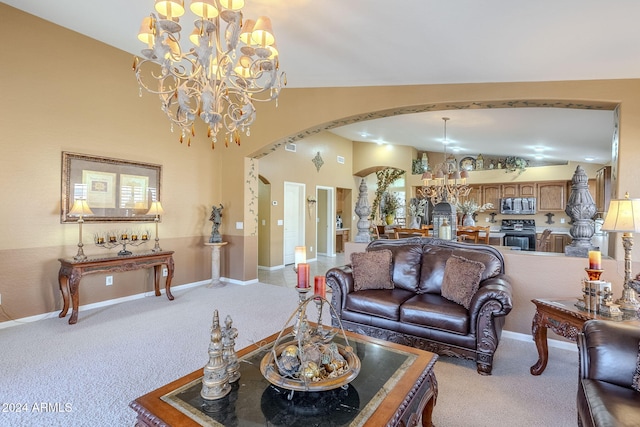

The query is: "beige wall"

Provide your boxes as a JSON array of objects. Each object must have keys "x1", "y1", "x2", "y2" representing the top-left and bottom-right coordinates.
[
  {"x1": 0, "y1": 6, "x2": 220, "y2": 321},
  {"x1": 3, "y1": 4, "x2": 640, "y2": 334},
  {"x1": 257, "y1": 132, "x2": 354, "y2": 266}
]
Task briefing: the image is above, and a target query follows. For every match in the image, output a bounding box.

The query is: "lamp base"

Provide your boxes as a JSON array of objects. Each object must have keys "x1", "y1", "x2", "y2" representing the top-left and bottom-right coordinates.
[
  {"x1": 74, "y1": 244, "x2": 87, "y2": 261},
  {"x1": 615, "y1": 287, "x2": 640, "y2": 312}
]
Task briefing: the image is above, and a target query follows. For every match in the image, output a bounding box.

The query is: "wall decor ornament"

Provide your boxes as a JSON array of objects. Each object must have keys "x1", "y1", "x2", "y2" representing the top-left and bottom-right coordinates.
[{"x1": 312, "y1": 152, "x2": 324, "y2": 172}]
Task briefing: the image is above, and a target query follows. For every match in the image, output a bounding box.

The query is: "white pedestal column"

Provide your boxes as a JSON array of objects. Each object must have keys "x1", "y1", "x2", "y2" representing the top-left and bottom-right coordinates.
[{"x1": 204, "y1": 242, "x2": 228, "y2": 288}]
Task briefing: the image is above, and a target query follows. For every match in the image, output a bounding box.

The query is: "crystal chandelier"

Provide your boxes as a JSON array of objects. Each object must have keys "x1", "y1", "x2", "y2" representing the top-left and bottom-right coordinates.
[
  {"x1": 133, "y1": 0, "x2": 286, "y2": 147},
  {"x1": 419, "y1": 117, "x2": 471, "y2": 205}
]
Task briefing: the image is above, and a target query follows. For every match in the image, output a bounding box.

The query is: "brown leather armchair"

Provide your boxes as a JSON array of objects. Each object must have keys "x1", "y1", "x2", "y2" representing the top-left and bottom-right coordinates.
[{"x1": 578, "y1": 320, "x2": 640, "y2": 426}]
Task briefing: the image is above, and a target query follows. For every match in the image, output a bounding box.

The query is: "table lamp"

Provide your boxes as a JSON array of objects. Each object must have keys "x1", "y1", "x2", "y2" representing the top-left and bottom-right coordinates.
[
  {"x1": 69, "y1": 199, "x2": 94, "y2": 261},
  {"x1": 601, "y1": 192, "x2": 640, "y2": 312},
  {"x1": 146, "y1": 201, "x2": 165, "y2": 252}
]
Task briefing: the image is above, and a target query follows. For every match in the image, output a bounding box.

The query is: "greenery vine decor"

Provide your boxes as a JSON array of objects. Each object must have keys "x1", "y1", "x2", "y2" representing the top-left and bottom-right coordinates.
[
  {"x1": 504, "y1": 156, "x2": 528, "y2": 174},
  {"x1": 370, "y1": 168, "x2": 405, "y2": 222}
]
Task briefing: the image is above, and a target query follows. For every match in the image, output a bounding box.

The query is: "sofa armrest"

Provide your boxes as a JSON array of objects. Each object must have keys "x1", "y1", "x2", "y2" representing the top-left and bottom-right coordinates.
[
  {"x1": 326, "y1": 266, "x2": 354, "y2": 319},
  {"x1": 579, "y1": 320, "x2": 640, "y2": 388},
  {"x1": 468, "y1": 274, "x2": 513, "y2": 320}
]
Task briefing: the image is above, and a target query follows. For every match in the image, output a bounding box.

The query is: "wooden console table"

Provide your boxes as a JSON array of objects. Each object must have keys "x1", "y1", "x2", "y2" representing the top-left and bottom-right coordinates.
[{"x1": 58, "y1": 251, "x2": 175, "y2": 325}]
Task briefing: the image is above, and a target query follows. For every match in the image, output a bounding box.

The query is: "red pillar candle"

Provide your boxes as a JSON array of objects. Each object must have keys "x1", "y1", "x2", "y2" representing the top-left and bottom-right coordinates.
[
  {"x1": 314, "y1": 276, "x2": 326, "y2": 298},
  {"x1": 297, "y1": 263, "x2": 309, "y2": 288},
  {"x1": 588, "y1": 250, "x2": 602, "y2": 270}
]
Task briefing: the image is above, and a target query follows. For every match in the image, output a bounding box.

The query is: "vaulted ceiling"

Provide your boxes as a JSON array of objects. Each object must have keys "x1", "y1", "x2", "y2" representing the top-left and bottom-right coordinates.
[{"x1": 6, "y1": 0, "x2": 639, "y2": 163}]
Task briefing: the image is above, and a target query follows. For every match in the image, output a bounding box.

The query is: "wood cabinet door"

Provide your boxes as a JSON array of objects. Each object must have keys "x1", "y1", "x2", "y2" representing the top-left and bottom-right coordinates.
[
  {"x1": 519, "y1": 183, "x2": 537, "y2": 197},
  {"x1": 538, "y1": 182, "x2": 566, "y2": 211},
  {"x1": 482, "y1": 185, "x2": 501, "y2": 210},
  {"x1": 463, "y1": 185, "x2": 483, "y2": 205},
  {"x1": 501, "y1": 184, "x2": 518, "y2": 198}
]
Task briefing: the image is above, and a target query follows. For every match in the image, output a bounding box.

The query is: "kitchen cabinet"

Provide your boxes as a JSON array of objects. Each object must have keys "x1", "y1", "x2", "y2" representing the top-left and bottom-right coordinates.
[
  {"x1": 464, "y1": 185, "x2": 483, "y2": 205},
  {"x1": 595, "y1": 166, "x2": 611, "y2": 214},
  {"x1": 537, "y1": 232, "x2": 572, "y2": 253},
  {"x1": 501, "y1": 183, "x2": 537, "y2": 198},
  {"x1": 538, "y1": 181, "x2": 566, "y2": 212},
  {"x1": 481, "y1": 185, "x2": 501, "y2": 211}
]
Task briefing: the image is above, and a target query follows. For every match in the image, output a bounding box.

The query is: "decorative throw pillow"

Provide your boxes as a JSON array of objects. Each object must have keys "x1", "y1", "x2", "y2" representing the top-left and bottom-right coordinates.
[
  {"x1": 441, "y1": 255, "x2": 486, "y2": 309},
  {"x1": 351, "y1": 249, "x2": 394, "y2": 291},
  {"x1": 632, "y1": 340, "x2": 640, "y2": 392}
]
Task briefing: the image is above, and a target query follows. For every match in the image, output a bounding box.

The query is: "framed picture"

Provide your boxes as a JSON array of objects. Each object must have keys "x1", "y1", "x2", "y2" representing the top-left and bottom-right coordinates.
[{"x1": 61, "y1": 152, "x2": 162, "y2": 223}]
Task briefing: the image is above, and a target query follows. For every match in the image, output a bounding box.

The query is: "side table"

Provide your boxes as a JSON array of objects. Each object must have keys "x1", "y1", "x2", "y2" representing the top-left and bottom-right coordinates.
[
  {"x1": 530, "y1": 298, "x2": 633, "y2": 375},
  {"x1": 204, "y1": 242, "x2": 227, "y2": 288}
]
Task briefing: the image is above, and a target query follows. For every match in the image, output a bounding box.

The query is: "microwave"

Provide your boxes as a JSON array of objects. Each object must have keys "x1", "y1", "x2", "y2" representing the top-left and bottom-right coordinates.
[{"x1": 500, "y1": 197, "x2": 536, "y2": 215}]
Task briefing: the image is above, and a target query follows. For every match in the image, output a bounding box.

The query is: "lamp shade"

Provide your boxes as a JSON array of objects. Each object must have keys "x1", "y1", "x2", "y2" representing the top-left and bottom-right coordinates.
[
  {"x1": 601, "y1": 193, "x2": 640, "y2": 232},
  {"x1": 146, "y1": 201, "x2": 165, "y2": 216},
  {"x1": 239, "y1": 19, "x2": 256, "y2": 45},
  {"x1": 190, "y1": 0, "x2": 219, "y2": 19},
  {"x1": 252, "y1": 16, "x2": 275, "y2": 47},
  {"x1": 69, "y1": 200, "x2": 94, "y2": 217},
  {"x1": 155, "y1": 0, "x2": 185, "y2": 18},
  {"x1": 137, "y1": 16, "x2": 155, "y2": 45}
]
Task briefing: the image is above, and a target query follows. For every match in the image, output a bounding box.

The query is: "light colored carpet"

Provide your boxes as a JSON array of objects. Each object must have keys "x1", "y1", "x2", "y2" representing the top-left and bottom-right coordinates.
[{"x1": 0, "y1": 282, "x2": 577, "y2": 426}]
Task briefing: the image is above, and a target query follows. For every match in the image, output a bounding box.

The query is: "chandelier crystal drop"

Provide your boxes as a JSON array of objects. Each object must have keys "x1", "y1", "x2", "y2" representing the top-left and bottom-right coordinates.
[
  {"x1": 418, "y1": 117, "x2": 471, "y2": 205},
  {"x1": 133, "y1": 0, "x2": 286, "y2": 147}
]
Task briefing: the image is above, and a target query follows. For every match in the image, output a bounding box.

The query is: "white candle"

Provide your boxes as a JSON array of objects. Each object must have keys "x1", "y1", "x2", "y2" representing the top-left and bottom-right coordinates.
[{"x1": 294, "y1": 246, "x2": 306, "y2": 269}]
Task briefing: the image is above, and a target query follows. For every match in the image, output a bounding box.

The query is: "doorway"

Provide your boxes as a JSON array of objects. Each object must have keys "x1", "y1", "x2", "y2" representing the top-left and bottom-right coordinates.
[
  {"x1": 316, "y1": 186, "x2": 334, "y2": 256},
  {"x1": 284, "y1": 182, "x2": 305, "y2": 265}
]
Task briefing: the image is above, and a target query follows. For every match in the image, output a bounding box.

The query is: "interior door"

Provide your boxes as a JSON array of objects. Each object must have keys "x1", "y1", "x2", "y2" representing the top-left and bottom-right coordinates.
[
  {"x1": 284, "y1": 182, "x2": 305, "y2": 265},
  {"x1": 316, "y1": 187, "x2": 334, "y2": 256}
]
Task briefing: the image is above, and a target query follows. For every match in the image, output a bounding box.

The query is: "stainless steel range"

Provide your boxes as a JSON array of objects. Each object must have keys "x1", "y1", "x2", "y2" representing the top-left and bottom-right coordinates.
[{"x1": 500, "y1": 219, "x2": 537, "y2": 251}]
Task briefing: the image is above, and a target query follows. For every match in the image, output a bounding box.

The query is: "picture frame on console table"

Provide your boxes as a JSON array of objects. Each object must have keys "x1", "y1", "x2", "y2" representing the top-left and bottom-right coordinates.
[{"x1": 61, "y1": 152, "x2": 162, "y2": 223}]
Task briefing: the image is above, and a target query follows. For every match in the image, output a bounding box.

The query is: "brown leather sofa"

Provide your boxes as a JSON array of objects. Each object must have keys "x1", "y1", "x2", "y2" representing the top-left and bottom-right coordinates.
[
  {"x1": 578, "y1": 320, "x2": 640, "y2": 426},
  {"x1": 326, "y1": 237, "x2": 513, "y2": 374}
]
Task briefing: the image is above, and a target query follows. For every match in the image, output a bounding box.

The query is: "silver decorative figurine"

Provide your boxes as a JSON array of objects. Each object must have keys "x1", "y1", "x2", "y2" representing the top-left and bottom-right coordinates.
[
  {"x1": 201, "y1": 310, "x2": 231, "y2": 400},
  {"x1": 223, "y1": 315, "x2": 240, "y2": 383}
]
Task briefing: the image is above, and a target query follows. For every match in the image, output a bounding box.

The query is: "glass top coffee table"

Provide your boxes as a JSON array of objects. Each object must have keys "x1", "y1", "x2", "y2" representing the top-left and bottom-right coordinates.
[{"x1": 130, "y1": 328, "x2": 438, "y2": 426}]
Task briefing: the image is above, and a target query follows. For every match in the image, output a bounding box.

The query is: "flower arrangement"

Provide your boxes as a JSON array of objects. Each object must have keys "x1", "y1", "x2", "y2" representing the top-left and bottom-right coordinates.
[
  {"x1": 408, "y1": 198, "x2": 428, "y2": 217},
  {"x1": 504, "y1": 156, "x2": 528, "y2": 174},
  {"x1": 381, "y1": 192, "x2": 401, "y2": 216},
  {"x1": 370, "y1": 168, "x2": 405, "y2": 222},
  {"x1": 456, "y1": 200, "x2": 494, "y2": 215}
]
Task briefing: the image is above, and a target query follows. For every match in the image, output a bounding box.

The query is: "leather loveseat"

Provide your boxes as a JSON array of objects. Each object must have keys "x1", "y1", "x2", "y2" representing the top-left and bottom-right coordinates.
[
  {"x1": 326, "y1": 237, "x2": 513, "y2": 375},
  {"x1": 577, "y1": 319, "x2": 640, "y2": 426}
]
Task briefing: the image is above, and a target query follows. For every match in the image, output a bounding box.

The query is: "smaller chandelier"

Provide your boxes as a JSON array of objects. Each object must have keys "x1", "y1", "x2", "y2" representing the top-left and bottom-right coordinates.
[
  {"x1": 418, "y1": 117, "x2": 471, "y2": 205},
  {"x1": 133, "y1": 0, "x2": 286, "y2": 147}
]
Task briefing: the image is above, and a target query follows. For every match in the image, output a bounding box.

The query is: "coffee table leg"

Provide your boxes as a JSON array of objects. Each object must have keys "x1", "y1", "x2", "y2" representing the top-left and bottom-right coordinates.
[{"x1": 530, "y1": 309, "x2": 548, "y2": 375}]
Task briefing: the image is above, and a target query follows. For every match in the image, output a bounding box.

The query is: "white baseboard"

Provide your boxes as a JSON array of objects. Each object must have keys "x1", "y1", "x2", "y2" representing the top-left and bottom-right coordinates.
[
  {"x1": 1, "y1": 279, "x2": 214, "y2": 330},
  {"x1": 258, "y1": 265, "x2": 284, "y2": 271},
  {"x1": 502, "y1": 330, "x2": 578, "y2": 352}
]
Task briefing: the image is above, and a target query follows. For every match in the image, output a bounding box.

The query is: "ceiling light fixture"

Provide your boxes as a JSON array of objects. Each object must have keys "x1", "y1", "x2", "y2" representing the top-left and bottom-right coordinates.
[
  {"x1": 419, "y1": 117, "x2": 471, "y2": 205},
  {"x1": 133, "y1": 0, "x2": 286, "y2": 148}
]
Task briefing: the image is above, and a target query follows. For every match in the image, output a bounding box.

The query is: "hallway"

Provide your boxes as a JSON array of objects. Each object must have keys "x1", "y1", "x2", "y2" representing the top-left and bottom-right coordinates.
[{"x1": 258, "y1": 254, "x2": 346, "y2": 288}]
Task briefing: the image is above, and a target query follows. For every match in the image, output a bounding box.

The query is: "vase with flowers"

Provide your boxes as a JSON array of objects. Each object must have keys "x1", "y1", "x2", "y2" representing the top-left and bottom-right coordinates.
[
  {"x1": 381, "y1": 192, "x2": 400, "y2": 225},
  {"x1": 456, "y1": 200, "x2": 494, "y2": 226}
]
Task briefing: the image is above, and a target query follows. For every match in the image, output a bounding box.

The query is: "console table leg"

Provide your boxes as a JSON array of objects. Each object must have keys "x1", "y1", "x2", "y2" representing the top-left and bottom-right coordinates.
[
  {"x1": 530, "y1": 310, "x2": 548, "y2": 375},
  {"x1": 69, "y1": 277, "x2": 80, "y2": 325},
  {"x1": 58, "y1": 270, "x2": 70, "y2": 318},
  {"x1": 153, "y1": 265, "x2": 161, "y2": 297},
  {"x1": 165, "y1": 259, "x2": 174, "y2": 301}
]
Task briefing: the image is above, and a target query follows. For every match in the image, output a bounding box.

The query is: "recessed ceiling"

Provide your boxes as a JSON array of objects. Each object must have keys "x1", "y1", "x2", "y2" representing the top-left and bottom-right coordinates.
[{"x1": 5, "y1": 0, "x2": 634, "y2": 163}]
